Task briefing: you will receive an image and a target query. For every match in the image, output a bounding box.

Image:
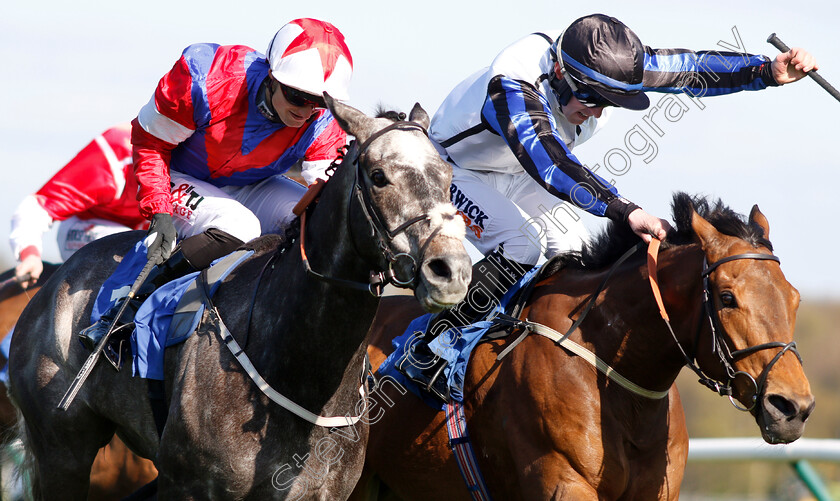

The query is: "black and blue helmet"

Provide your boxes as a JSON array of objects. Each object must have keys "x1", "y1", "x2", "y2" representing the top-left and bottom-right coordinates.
[{"x1": 557, "y1": 14, "x2": 650, "y2": 110}]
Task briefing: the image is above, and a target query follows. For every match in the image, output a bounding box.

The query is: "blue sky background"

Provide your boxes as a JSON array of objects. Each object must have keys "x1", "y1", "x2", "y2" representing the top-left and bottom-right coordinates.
[{"x1": 1, "y1": 0, "x2": 838, "y2": 299}]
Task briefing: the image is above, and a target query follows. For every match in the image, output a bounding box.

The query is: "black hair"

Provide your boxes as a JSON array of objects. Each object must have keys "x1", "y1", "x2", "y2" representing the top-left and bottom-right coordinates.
[{"x1": 545, "y1": 192, "x2": 772, "y2": 273}]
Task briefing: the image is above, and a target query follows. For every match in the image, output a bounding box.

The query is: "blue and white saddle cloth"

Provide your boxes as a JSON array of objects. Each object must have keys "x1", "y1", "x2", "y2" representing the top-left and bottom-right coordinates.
[
  {"x1": 377, "y1": 266, "x2": 541, "y2": 410},
  {"x1": 91, "y1": 242, "x2": 253, "y2": 380}
]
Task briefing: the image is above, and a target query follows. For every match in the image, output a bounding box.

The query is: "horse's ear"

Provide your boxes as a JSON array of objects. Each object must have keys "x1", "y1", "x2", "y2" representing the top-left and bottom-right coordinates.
[
  {"x1": 324, "y1": 92, "x2": 376, "y2": 141},
  {"x1": 408, "y1": 103, "x2": 430, "y2": 129},
  {"x1": 690, "y1": 209, "x2": 723, "y2": 252},
  {"x1": 748, "y1": 204, "x2": 771, "y2": 240}
]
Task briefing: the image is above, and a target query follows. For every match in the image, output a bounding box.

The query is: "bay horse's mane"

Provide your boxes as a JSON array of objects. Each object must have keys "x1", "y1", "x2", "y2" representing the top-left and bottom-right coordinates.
[{"x1": 547, "y1": 192, "x2": 773, "y2": 273}]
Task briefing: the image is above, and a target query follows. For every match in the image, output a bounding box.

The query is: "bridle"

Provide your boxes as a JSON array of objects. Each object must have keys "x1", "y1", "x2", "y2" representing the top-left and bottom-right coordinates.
[
  {"x1": 492, "y1": 239, "x2": 803, "y2": 405},
  {"x1": 297, "y1": 121, "x2": 437, "y2": 296},
  {"x1": 648, "y1": 239, "x2": 803, "y2": 412}
]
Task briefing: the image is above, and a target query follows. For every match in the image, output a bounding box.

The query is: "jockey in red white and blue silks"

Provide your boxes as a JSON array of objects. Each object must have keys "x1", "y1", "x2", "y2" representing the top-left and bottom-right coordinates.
[
  {"x1": 132, "y1": 17, "x2": 353, "y2": 244},
  {"x1": 10, "y1": 123, "x2": 146, "y2": 282},
  {"x1": 77, "y1": 19, "x2": 355, "y2": 351},
  {"x1": 430, "y1": 14, "x2": 814, "y2": 266}
]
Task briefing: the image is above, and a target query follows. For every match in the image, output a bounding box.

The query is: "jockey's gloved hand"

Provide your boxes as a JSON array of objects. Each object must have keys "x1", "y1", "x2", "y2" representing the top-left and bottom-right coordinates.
[{"x1": 144, "y1": 213, "x2": 177, "y2": 265}]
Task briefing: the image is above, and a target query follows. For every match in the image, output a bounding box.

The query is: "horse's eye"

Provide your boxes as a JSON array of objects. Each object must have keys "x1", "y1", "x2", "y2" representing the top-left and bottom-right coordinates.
[
  {"x1": 720, "y1": 291, "x2": 737, "y2": 308},
  {"x1": 371, "y1": 170, "x2": 388, "y2": 187}
]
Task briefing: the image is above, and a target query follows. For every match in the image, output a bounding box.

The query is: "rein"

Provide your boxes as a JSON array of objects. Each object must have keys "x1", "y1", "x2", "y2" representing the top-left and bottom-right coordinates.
[
  {"x1": 495, "y1": 242, "x2": 644, "y2": 361},
  {"x1": 494, "y1": 238, "x2": 801, "y2": 404},
  {"x1": 295, "y1": 121, "x2": 433, "y2": 296},
  {"x1": 494, "y1": 242, "x2": 672, "y2": 399},
  {"x1": 647, "y1": 238, "x2": 802, "y2": 411}
]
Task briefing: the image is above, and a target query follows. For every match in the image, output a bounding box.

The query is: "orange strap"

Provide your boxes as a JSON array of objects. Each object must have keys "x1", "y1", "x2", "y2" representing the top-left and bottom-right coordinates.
[
  {"x1": 299, "y1": 209, "x2": 310, "y2": 263},
  {"x1": 293, "y1": 178, "x2": 326, "y2": 217},
  {"x1": 647, "y1": 238, "x2": 670, "y2": 322}
]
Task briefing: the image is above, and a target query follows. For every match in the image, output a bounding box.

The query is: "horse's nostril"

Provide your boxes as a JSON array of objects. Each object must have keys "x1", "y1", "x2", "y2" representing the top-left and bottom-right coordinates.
[
  {"x1": 767, "y1": 394, "x2": 798, "y2": 420},
  {"x1": 801, "y1": 399, "x2": 815, "y2": 422},
  {"x1": 426, "y1": 258, "x2": 453, "y2": 281}
]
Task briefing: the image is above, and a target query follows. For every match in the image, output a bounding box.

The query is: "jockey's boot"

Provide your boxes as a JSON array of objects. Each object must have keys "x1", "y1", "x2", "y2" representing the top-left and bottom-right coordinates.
[
  {"x1": 395, "y1": 247, "x2": 533, "y2": 403},
  {"x1": 77, "y1": 249, "x2": 197, "y2": 351},
  {"x1": 77, "y1": 227, "x2": 245, "y2": 352}
]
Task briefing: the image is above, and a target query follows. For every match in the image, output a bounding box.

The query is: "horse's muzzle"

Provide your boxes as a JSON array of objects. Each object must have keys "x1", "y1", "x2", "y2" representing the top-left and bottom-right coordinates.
[
  {"x1": 756, "y1": 391, "x2": 815, "y2": 444},
  {"x1": 414, "y1": 252, "x2": 472, "y2": 313}
]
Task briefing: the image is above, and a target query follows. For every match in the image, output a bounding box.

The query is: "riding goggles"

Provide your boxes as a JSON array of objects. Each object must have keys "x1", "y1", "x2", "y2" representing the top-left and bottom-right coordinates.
[
  {"x1": 280, "y1": 83, "x2": 326, "y2": 109},
  {"x1": 563, "y1": 74, "x2": 613, "y2": 108}
]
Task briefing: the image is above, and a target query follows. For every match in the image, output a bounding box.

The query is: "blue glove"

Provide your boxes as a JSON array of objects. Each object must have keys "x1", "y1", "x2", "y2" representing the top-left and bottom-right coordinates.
[{"x1": 144, "y1": 213, "x2": 177, "y2": 265}]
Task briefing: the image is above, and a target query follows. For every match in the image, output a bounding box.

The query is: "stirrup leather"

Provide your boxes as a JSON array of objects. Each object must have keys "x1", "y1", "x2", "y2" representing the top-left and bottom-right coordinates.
[{"x1": 102, "y1": 323, "x2": 134, "y2": 371}]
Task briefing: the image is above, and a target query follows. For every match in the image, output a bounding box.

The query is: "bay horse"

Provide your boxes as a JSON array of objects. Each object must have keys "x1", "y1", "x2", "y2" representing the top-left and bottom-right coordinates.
[
  {"x1": 8, "y1": 96, "x2": 472, "y2": 500},
  {"x1": 351, "y1": 192, "x2": 814, "y2": 501},
  {"x1": 0, "y1": 264, "x2": 158, "y2": 500}
]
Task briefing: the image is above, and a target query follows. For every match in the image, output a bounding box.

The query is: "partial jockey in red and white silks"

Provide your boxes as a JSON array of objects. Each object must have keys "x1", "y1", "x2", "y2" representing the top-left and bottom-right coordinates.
[{"x1": 10, "y1": 123, "x2": 146, "y2": 286}]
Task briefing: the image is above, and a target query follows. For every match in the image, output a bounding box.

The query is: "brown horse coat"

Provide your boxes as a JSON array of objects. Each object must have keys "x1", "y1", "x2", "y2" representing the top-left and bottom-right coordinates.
[{"x1": 351, "y1": 194, "x2": 813, "y2": 501}]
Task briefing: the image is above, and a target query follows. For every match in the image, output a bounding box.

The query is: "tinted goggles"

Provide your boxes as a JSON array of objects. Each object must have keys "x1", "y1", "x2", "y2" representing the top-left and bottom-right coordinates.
[
  {"x1": 569, "y1": 81, "x2": 613, "y2": 108},
  {"x1": 558, "y1": 66, "x2": 613, "y2": 108},
  {"x1": 280, "y1": 83, "x2": 325, "y2": 109}
]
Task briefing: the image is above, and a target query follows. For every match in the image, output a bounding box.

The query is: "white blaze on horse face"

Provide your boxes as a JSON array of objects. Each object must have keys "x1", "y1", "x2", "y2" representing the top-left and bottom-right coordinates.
[
  {"x1": 429, "y1": 203, "x2": 466, "y2": 240},
  {"x1": 384, "y1": 126, "x2": 436, "y2": 166}
]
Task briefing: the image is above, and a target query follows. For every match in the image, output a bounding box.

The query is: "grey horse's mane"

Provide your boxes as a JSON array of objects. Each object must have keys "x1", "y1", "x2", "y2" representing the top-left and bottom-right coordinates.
[{"x1": 374, "y1": 105, "x2": 406, "y2": 122}]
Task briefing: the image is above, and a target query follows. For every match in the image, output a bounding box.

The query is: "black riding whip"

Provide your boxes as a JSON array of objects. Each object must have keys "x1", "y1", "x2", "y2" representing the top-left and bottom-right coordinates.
[
  {"x1": 57, "y1": 258, "x2": 157, "y2": 411},
  {"x1": 767, "y1": 33, "x2": 840, "y2": 103}
]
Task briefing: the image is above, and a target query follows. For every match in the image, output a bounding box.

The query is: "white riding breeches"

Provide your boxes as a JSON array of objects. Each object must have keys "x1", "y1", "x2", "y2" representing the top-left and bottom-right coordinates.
[
  {"x1": 168, "y1": 172, "x2": 307, "y2": 243},
  {"x1": 56, "y1": 217, "x2": 137, "y2": 261},
  {"x1": 449, "y1": 165, "x2": 589, "y2": 266}
]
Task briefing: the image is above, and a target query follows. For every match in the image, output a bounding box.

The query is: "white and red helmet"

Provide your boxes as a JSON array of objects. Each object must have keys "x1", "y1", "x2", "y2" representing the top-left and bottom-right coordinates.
[{"x1": 267, "y1": 18, "x2": 353, "y2": 101}]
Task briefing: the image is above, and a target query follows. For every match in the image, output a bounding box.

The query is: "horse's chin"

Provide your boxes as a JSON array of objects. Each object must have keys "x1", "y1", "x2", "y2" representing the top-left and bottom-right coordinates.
[
  {"x1": 758, "y1": 426, "x2": 804, "y2": 445},
  {"x1": 413, "y1": 285, "x2": 459, "y2": 314}
]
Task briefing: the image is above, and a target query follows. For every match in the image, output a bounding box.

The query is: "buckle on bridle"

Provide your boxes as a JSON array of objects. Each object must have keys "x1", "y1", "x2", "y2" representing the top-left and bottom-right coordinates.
[
  {"x1": 699, "y1": 378, "x2": 732, "y2": 397},
  {"x1": 368, "y1": 271, "x2": 387, "y2": 297}
]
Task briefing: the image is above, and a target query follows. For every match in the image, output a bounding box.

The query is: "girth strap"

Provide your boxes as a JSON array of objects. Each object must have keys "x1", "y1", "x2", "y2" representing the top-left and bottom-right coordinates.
[{"x1": 445, "y1": 400, "x2": 494, "y2": 501}]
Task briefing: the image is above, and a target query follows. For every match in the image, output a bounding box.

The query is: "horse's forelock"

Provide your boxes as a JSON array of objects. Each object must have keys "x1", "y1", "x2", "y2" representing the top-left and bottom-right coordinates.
[{"x1": 374, "y1": 106, "x2": 406, "y2": 122}]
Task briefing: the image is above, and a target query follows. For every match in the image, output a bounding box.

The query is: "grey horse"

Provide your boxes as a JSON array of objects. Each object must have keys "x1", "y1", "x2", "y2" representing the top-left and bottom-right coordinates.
[{"x1": 9, "y1": 96, "x2": 472, "y2": 500}]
